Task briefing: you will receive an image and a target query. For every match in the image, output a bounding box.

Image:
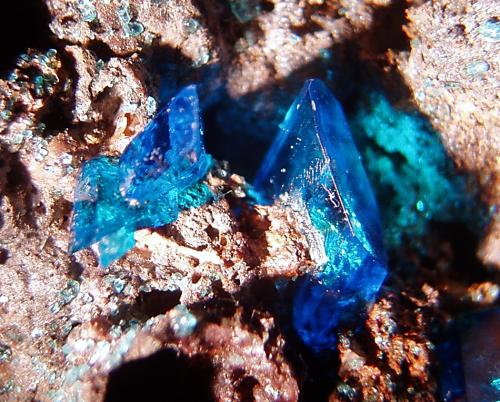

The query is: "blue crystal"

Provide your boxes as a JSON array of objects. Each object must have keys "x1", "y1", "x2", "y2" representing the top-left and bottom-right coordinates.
[
  {"x1": 254, "y1": 79, "x2": 387, "y2": 353},
  {"x1": 70, "y1": 86, "x2": 212, "y2": 266},
  {"x1": 119, "y1": 85, "x2": 210, "y2": 202}
]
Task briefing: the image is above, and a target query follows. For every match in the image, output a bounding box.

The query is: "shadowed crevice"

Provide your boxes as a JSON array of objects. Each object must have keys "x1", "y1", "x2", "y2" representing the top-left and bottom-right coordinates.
[
  {"x1": 105, "y1": 348, "x2": 215, "y2": 402},
  {"x1": 0, "y1": 0, "x2": 54, "y2": 74}
]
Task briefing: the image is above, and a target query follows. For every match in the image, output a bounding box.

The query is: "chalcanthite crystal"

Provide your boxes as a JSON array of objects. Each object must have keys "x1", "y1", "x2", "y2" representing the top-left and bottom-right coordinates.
[
  {"x1": 70, "y1": 85, "x2": 212, "y2": 266},
  {"x1": 119, "y1": 85, "x2": 210, "y2": 202},
  {"x1": 254, "y1": 79, "x2": 387, "y2": 353}
]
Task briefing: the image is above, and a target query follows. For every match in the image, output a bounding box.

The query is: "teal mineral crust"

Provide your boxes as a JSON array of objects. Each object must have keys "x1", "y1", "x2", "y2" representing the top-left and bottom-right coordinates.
[
  {"x1": 350, "y1": 91, "x2": 472, "y2": 247},
  {"x1": 70, "y1": 85, "x2": 212, "y2": 266},
  {"x1": 254, "y1": 79, "x2": 387, "y2": 353}
]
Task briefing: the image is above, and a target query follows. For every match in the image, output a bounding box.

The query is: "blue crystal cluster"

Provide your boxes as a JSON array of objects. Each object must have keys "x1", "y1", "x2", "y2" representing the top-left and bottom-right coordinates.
[
  {"x1": 71, "y1": 79, "x2": 387, "y2": 354},
  {"x1": 70, "y1": 85, "x2": 212, "y2": 266},
  {"x1": 254, "y1": 79, "x2": 388, "y2": 353}
]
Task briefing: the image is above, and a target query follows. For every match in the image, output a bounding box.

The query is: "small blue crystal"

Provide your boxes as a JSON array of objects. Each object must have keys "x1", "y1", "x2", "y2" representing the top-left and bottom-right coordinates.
[
  {"x1": 119, "y1": 85, "x2": 210, "y2": 202},
  {"x1": 254, "y1": 79, "x2": 387, "y2": 353},
  {"x1": 70, "y1": 85, "x2": 212, "y2": 266}
]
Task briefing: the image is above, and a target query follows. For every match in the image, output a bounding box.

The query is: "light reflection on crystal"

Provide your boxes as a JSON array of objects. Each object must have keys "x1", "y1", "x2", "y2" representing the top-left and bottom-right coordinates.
[{"x1": 254, "y1": 79, "x2": 387, "y2": 352}]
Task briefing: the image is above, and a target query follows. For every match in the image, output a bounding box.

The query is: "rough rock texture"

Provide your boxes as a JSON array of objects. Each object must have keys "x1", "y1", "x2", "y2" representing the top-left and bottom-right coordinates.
[
  {"x1": 0, "y1": 49, "x2": 72, "y2": 153},
  {"x1": 0, "y1": 0, "x2": 499, "y2": 400},
  {"x1": 65, "y1": 45, "x2": 153, "y2": 153},
  {"x1": 330, "y1": 290, "x2": 438, "y2": 401},
  {"x1": 47, "y1": 0, "x2": 218, "y2": 63},
  {"x1": 398, "y1": 0, "x2": 500, "y2": 268},
  {"x1": 0, "y1": 149, "x2": 310, "y2": 400},
  {"x1": 40, "y1": 307, "x2": 300, "y2": 401}
]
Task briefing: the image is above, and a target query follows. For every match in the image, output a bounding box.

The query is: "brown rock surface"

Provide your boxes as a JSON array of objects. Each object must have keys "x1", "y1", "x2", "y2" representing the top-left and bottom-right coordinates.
[
  {"x1": 0, "y1": 0, "x2": 498, "y2": 400},
  {"x1": 398, "y1": 0, "x2": 500, "y2": 267}
]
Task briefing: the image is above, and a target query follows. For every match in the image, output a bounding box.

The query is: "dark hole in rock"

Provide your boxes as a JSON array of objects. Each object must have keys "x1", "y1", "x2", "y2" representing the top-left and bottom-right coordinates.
[
  {"x1": 89, "y1": 17, "x2": 106, "y2": 34},
  {"x1": 430, "y1": 222, "x2": 486, "y2": 283},
  {"x1": 0, "y1": 249, "x2": 8, "y2": 264},
  {"x1": 290, "y1": 20, "x2": 324, "y2": 37},
  {"x1": 68, "y1": 260, "x2": 84, "y2": 279},
  {"x1": 0, "y1": 0, "x2": 53, "y2": 74},
  {"x1": 87, "y1": 40, "x2": 115, "y2": 63},
  {"x1": 190, "y1": 281, "x2": 236, "y2": 321},
  {"x1": 239, "y1": 205, "x2": 271, "y2": 240},
  {"x1": 367, "y1": 0, "x2": 411, "y2": 54},
  {"x1": 192, "y1": 0, "x2": 244, "y2": 48},
  {"x1": 52, "y1": 197, "x2": 74, "y2": 229},
  {"x1": 203, "y1": 97, "x2": 273, "y2": 181},
  {"x1": 145, "y1": 45, "x2": 197, "y2": 105},
  {"x1": 206, "y1": 225, "x2": 220, "y2": 242},
  {"x1": 239, "y1": 278, "x2": 280, "y2": 326},
  {"x1": 235, "y1": 374, "x2": 259, "y2": 402},
  {"x1": 450, "y1": 24, "x2": 466, "y2": 37},
  {"x1": 261, "y1": 0, "x2": 274, "y2": 12},
  {"x1": 4, "y1": 152, "x2": 38, "y2": 229},
  {"x1": 105, "y1": 348, "x2": 215, "y2": 402},
  {"x1": 6, "y1": 154, "x2": 29, "y2": 189},
  {"x1": 39, "y1": 96, "x2": 74, "y2": 133},
  {"x1": 192, "y1": 272, "x2": 202, "y2": 284},
  {"x1": 135, "y1": 289, "x2": 182, "y2": 318}
]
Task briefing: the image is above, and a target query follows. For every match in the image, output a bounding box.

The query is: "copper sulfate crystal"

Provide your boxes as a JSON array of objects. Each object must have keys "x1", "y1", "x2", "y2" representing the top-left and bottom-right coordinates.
[
  {"x1": 254, "y1": 79, "x2": 388, "y2": 353},
  {"x1": 70, "y1": 85, "x2": 212, "y2": 266},
  {"x1": 119, "y1": 85, "x2": 210, "y2": 202}
]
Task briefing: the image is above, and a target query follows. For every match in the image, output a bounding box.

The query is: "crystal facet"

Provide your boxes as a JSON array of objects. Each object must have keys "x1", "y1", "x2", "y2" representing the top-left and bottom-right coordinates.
[
  {"x1": 254, "y1": 79, "x2": 387, "y2": 353},
  {"x1": 119, "y1": 85, "x2": 210, "y2": 202},
  {"x1": 70, "y1": 85, "x2": 212, "y2": 266}
]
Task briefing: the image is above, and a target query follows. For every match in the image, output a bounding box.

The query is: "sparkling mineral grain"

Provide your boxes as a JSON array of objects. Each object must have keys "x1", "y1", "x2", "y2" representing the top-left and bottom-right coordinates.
[{"x1": 254, "y1": 79, "x2": 387, "y2": 353}]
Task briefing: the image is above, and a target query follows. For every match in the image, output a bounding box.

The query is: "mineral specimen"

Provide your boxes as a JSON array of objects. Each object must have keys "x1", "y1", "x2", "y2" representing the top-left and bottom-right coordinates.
[
  {"x1": 2, "y1": 0, "x2": 498, "y2": 399},
  {"x1": 70, "y1": 85, "x2": 212, "y2": 266},
  {"x1": 254, "y1": 79, "x2": 387, "y2": 353},
  {"x1": 399, "y1": 0, "x2": 500, "y2": 268}
]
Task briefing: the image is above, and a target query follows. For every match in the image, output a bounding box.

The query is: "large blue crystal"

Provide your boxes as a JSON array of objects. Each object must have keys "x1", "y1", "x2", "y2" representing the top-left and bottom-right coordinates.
[
  {"x1": 70, "y1": 85, "x2": 212, "y2": 266},
  {"x1": 254, "y1": 79, "x2": 387, "y2": 353}
]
